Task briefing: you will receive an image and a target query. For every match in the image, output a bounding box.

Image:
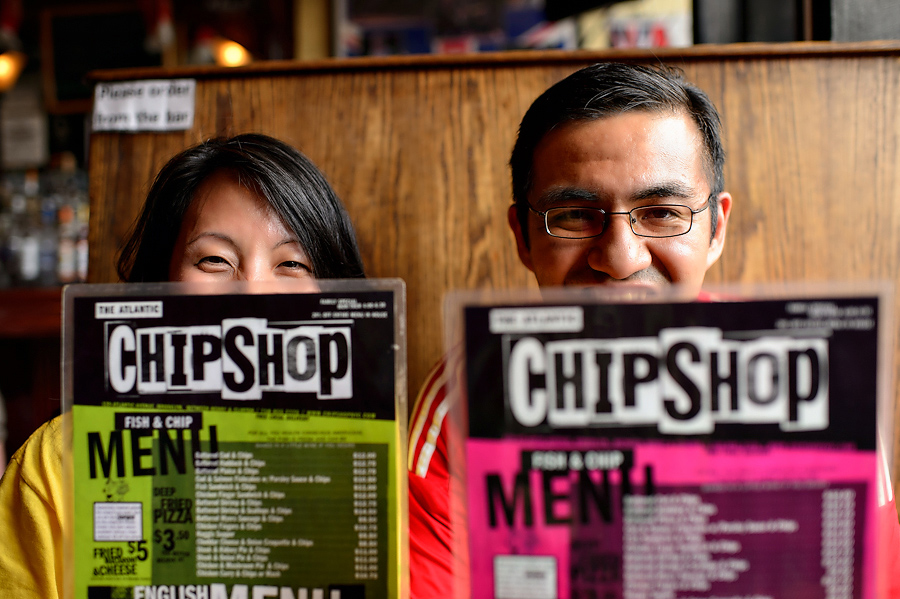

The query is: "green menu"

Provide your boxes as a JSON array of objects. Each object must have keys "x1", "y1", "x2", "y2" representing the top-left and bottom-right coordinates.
[{"x1": 63, "y1": 281, "x2": 406, "y2": 599}]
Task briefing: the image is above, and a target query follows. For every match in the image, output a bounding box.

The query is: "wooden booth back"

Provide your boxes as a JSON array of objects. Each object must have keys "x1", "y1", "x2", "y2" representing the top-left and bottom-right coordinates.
[{"x1": 87, "y1": 43, "x2": 900, "y2": 477}]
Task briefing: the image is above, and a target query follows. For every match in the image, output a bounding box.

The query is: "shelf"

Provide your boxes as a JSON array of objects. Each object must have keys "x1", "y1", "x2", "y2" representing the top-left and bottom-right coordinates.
[{"x1": 0, "y1": 287, "x2": 63, "y2": 338}]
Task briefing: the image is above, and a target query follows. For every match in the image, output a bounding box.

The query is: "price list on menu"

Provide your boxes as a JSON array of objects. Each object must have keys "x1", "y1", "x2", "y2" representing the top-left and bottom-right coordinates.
[
  {"x1": 149, "y1": 442, "x2": 389, "y2": 588},
  {"x1": 821, "y1": 489, "x2": 858, "y2": 597},
  {"x1": 353, "y1": 450, "x2": 380, "y2": 580},
  {"x1": 620, "y1": 485, "x2": 866, "y2": 598}
]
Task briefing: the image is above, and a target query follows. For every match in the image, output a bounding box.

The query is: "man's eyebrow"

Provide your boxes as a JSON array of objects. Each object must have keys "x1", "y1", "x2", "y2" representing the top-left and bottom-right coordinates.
[
  {"x1": 632, "y1": 183, "x2": 696, "y2": 201},
  {"x1": 534, "y1": 187, "x2": 601, "y2": 208},
  {"x1": 535, "y1": 183, "x2": 700, "y2": 208}
]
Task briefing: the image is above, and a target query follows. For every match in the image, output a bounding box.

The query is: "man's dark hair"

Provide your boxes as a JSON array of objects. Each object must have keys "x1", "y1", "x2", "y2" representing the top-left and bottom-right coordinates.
[
  {"x1": 510, "y1": 62, "x2": 725, "y2": 246},
  {"x1": 117, "y1": 133, "x2": 366, "y2": 281}
]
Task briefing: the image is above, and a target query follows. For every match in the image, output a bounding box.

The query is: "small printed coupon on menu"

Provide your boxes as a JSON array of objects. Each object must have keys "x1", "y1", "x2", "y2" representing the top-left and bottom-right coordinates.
[
  {"x1": 455, "y1": 287, "x2": 888, "y2": 599},
  {"x1": 63, "y1": 281, "x2": 405, "y2": 599}
]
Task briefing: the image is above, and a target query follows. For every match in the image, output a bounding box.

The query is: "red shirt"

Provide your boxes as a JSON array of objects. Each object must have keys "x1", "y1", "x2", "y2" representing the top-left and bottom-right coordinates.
[{"x1": 408, "y1": 351, "x2": 464, "y2": 598}]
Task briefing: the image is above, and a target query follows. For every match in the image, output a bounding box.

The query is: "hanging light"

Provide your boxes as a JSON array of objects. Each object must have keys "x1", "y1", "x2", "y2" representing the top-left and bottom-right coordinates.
[
  {"x1": 214, "y1": 39, "x2": 251, "y2": 67},
  {"x1": 0, "y1": 0, "x2": 24, "y2": 91},
  {"x1": 0, "y1": 50, "x2": 23, "y2": 92}
]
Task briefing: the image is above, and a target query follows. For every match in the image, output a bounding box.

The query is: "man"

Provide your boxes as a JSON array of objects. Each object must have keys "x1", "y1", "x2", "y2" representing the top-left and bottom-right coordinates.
[
  {"x1": 506, "y1": 63, "x2": 728, "y2": 294},
  {"x1": 408, "y1": 62, "x2": 730, "y2": 598},
  {"x1": 407, "y1": 62, "x2": 896, "y2": 598}
]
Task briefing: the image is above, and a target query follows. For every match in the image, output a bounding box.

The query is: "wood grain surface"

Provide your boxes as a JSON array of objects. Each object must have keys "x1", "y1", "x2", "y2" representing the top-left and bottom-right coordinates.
[{"x1": 87, "y1": 43, "x2": 900, "y2": 484}]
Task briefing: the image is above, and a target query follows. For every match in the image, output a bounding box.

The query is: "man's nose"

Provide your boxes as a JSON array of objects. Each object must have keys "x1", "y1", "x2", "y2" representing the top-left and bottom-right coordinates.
[{"x1": 585, "y1": 213, "x2": 652, "y2": 279}]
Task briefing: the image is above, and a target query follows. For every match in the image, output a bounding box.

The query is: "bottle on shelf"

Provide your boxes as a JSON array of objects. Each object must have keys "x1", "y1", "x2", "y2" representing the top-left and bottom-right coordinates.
[
  {"x1": 75, "y1": 201, "x2": 89, "y2": 283},
  {"x1": 18, "y1": 170, "x2": 42, "y2": 286},
  {"x1": 0, "y1": 210, "x2": 11, "y2": 288},
  {"x1": 57, "y1": 202, "x2": 77, "y2": 284},
  {"x1": 9, "y1": 191, "x2": 40, "y2": 286},
  {"x1": 38, "y1": 196, "x2": 58, "y2": 287},
  {"x1": 0, "y1": 158, "x2": 89, "y2": 288}
]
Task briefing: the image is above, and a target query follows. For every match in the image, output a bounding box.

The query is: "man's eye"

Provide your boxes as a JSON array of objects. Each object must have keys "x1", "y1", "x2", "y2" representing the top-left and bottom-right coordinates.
[
  {"x1": 549, "y1": 208, "x2": 601, "y2": 228},
  {"x1": 639, "y1": 206, "x2": 686, "y2": 221}
]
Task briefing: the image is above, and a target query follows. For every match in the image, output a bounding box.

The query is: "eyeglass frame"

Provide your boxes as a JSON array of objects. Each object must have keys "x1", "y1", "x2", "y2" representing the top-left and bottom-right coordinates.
[{"x1": 527, "y1": 195, "x2": 715, "y2": 240}]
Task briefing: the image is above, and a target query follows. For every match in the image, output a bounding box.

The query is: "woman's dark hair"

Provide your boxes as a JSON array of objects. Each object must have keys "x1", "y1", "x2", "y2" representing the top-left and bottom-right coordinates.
[
  {"x1": 116, "y1": 133, "x2": 366, "y2": 282},
  {"x1": 510, "y1": 62, "x2": 725, "y2": 246}
]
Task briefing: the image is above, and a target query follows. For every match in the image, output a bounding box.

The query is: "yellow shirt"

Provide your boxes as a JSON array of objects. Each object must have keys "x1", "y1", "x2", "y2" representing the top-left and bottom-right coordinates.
[{"x1": 0, "y1": 416, "x2": 65, "y2": 598}]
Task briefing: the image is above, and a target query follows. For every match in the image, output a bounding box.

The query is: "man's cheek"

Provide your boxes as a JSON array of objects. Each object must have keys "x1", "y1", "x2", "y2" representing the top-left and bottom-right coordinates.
[{"x1": 660, "y1": 243, "x2": 708, "y2": 288}]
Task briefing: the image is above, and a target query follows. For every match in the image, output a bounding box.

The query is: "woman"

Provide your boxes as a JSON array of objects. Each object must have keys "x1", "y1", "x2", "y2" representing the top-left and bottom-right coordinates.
[
  {"x1": 0, "y1": 133, "x2": 365, "y2": 597},
  {"x1": 120, "y1": 133, "x2": 364, "y2": 283}
]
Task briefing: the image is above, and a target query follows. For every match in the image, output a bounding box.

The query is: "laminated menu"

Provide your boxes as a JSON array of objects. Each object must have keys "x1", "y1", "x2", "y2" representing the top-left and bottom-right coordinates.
[
  {"x1": 451, "y1": 285, "x2": 891, "y2": 599},
  {"x1": 62, "y1": 280, "x2": 406, "y2": 599}
]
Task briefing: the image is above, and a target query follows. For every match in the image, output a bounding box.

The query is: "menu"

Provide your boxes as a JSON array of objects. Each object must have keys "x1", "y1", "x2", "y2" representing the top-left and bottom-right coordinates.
[
  {"x1": 63, "y1": 281, "x2": 406, "y2": 599},
  {"x1": 454, "y1": 288, "x2": 889, "y2": 599}
]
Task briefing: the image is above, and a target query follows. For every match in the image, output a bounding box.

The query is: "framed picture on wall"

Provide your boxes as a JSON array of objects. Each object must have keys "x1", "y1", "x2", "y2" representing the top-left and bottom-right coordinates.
[{"x1": 40, "y1": 3, "x2": 163, "y2": 115}]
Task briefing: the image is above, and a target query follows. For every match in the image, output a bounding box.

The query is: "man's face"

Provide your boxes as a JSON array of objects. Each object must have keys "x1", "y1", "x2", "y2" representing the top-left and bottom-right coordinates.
[{"x1": 508, "y1": 111, "x2": 731, "y2": 296}]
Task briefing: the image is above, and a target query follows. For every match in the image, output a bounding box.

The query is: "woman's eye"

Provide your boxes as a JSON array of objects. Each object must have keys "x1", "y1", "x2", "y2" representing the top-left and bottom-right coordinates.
[
  {"x1": 196, "y1": 256, "x2": 230, "y2": 269},
  {"x1": 279, "y1": 260, "x2": 311, "y2": 272}
]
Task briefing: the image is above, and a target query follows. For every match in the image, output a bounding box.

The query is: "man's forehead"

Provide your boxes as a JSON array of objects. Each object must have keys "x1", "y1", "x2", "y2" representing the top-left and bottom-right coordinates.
[
  {"x1": 540, "y1": 109, "x2": 703, "y2": 152},
  {"x1": 529, "y1": 110, "x2": 707, "y2": 197}
]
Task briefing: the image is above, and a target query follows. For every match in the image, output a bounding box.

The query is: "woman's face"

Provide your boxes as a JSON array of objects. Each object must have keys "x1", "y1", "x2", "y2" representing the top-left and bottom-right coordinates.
[{"x1": 168, "y1": 170, "x2": 317, "y2": 290}]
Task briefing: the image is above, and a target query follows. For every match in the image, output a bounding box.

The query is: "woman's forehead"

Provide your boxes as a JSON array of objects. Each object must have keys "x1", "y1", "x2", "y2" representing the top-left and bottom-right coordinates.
[{"x1": 183, "y1": 171, "x2": 290, "y2": 237}]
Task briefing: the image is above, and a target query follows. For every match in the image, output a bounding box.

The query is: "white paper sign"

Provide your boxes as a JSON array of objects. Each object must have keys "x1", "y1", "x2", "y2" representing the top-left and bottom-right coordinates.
[
  {"x1": 92, "y1": 79, "x2": 196, "y2": 132},
  {"x1": 93, "y1": 502, "x2": 143, "y2": 541},
  {"x1": 489, "y1": 306, "x2": 584, "y2": 334},
  {"x1": 493, "y1": 555, "x2": 557, "y2": 599}
]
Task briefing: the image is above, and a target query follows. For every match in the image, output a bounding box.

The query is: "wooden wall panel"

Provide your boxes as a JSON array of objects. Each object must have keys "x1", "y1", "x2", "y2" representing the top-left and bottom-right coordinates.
[{"x1": 87, "y1": 44, "x2": 900, "y2": 483}]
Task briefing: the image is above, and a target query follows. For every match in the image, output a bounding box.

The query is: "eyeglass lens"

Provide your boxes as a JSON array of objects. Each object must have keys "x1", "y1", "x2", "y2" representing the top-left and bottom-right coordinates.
[{"x1": 545, "y1": 205, "x2": 696, "y2": 239}]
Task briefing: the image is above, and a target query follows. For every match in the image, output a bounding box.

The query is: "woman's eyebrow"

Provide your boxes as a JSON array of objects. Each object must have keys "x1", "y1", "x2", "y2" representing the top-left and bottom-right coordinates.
[
  {"x1": 273, "y1": 238, "x2": 304, "y2": 250},
  {"x1": 185, "y1": 232, "x2": 236, "y2": 247}
]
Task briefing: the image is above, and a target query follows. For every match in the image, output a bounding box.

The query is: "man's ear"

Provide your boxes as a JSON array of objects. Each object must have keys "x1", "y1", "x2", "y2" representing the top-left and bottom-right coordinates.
[
  {"x1": 706, "y1": 191, "x2": 732, "y2": 270},
  {"x1": 508, "y1": 204, "x2": 535, "y2": 272}
]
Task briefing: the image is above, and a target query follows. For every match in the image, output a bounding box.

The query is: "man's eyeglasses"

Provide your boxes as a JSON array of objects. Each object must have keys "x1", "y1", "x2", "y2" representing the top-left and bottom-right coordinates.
[{"x1": 528, "y1": 197, "x2": 712, "y2": 239}]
